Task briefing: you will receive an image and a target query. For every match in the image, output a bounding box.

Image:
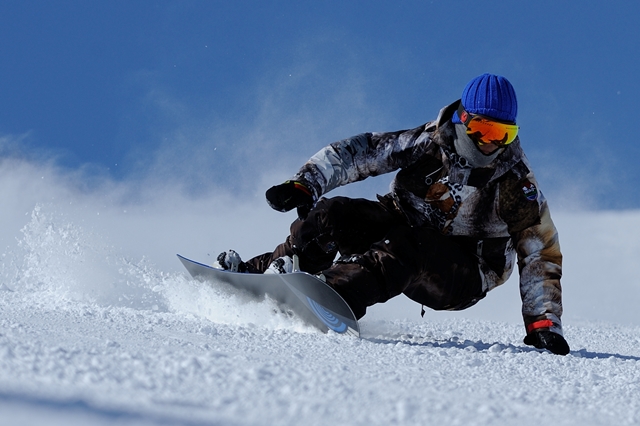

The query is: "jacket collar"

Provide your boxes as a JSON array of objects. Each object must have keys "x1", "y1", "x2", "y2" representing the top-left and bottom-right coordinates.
[{"x1": 435, "y1": 100, "x2": 461, "y2": 128}]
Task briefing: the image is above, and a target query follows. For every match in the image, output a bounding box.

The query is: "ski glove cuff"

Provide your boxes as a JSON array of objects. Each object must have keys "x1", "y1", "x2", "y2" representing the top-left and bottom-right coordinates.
[
  {"x1": 523, "y1": 330, "x2": 570, "y2": 355},
  {"x1": 265, "y1": 180, "x2": 315, "y2": 219}
]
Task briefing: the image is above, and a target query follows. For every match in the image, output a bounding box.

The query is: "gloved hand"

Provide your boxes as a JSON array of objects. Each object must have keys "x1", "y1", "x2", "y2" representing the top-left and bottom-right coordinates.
[
  {"x1": 524, "y1": 329, "x2": 570, "y2": 355},
  {"x1": 265, "y1": 180, "x2": 315, "y2": 219}
]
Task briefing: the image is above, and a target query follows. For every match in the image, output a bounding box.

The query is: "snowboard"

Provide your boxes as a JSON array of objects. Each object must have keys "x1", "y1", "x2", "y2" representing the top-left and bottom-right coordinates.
[{"x1": 177, "y1": 254, "x2": 360, "y2": 337}]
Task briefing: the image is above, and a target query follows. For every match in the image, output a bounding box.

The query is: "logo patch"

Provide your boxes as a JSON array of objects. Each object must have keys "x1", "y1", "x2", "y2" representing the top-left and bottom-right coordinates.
[{"x1": 522, "y1": 181, "x2": 538, "y2": 201}]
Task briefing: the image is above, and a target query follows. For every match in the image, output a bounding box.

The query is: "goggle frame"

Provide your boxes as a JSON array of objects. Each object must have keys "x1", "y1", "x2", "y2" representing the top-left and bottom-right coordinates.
[{"x1": 457, "y1": 103, "x2": 519, "y2": 147}]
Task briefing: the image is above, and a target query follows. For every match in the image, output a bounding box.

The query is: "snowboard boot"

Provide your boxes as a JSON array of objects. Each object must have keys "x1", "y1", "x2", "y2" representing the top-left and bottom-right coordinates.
[
  {"x1": 264, "y1": 255, "x2": 294, "y2": 274},
  {"x1": 213, "y1": 249, "x2": 245, "y2": 272}
]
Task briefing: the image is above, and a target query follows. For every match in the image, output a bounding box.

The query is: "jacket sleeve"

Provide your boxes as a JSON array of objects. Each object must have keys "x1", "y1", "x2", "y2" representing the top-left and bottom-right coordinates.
[
  {"x1": 512, "y1": 191, "x2": 564, "y2": 336},
  {"x1": 291, "y1": 125, "x2": 431, "y2": 199}
]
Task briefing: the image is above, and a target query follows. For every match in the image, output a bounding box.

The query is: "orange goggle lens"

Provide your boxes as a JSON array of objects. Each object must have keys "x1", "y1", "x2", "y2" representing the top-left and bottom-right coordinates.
[{"x1": 458, "y1": 104, "x2": 519, "y2": 146}]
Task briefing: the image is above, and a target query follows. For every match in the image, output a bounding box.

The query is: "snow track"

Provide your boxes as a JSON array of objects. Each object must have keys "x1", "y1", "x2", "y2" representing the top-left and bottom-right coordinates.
[{"x1": 1, "y1": 288, "x2": 639, "y2": 425}]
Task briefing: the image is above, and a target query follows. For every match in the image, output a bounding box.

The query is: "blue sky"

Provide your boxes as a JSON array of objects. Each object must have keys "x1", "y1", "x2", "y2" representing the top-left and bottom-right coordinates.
[{"x1": 1, "y1": 1, "x2": 639, "y2": 209}]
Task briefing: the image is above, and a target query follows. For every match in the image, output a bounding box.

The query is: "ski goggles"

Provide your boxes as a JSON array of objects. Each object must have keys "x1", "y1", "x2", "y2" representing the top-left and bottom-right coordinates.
[{"x1": 457, "y1": 104, "x2": 519, "y2": 146}]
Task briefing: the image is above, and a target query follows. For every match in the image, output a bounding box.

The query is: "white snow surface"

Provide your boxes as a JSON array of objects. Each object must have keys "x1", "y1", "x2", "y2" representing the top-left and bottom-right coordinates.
[{"x1": 1, "y1": 201, "x2": 640, "y2": 425}]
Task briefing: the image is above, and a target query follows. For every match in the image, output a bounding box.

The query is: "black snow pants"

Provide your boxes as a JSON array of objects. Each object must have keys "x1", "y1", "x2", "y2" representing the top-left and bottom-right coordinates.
[{"x1": 247, "y1": 196, "x2": 485, "y2": 319}]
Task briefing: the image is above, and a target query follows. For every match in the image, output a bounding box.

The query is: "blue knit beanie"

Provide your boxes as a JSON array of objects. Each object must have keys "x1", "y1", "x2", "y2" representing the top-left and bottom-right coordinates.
[{"x1": 452, "y1": 73, "x2": 518, "y2": 124}]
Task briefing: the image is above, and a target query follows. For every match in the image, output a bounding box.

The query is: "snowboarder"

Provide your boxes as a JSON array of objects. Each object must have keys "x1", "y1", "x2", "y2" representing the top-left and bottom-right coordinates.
[{"x1": 216, "y1": 73, "x2": 570, "y2": 355}]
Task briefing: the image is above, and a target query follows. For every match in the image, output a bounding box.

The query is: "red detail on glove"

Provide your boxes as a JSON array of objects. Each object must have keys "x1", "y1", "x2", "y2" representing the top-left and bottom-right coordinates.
[
  {"x1": 526, "y1": 319, "x2": 554, "y2": 334},
  {"x1": 293, "y1": 181, "x2": 312, "y2": 197}
]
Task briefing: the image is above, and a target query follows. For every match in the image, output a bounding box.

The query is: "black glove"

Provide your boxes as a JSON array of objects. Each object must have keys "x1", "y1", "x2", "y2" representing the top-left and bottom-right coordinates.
[
  {"x1": 265, "y1": 180, "x2": 315, "y2": 219},
  {"x1": 524, "y1": 330, "x2": 570, "y2": 355}
]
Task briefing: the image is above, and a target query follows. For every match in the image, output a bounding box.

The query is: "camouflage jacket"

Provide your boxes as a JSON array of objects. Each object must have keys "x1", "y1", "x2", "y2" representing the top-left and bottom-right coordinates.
[{"x1": 292, "y1": 101, "x2": 564, "y2": 335}]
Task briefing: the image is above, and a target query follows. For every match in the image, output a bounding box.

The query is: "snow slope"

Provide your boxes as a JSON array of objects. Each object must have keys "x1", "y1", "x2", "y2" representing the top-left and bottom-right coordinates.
[{"x1": 1, "y1": 187, "x2": 640, "y2": 425}]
